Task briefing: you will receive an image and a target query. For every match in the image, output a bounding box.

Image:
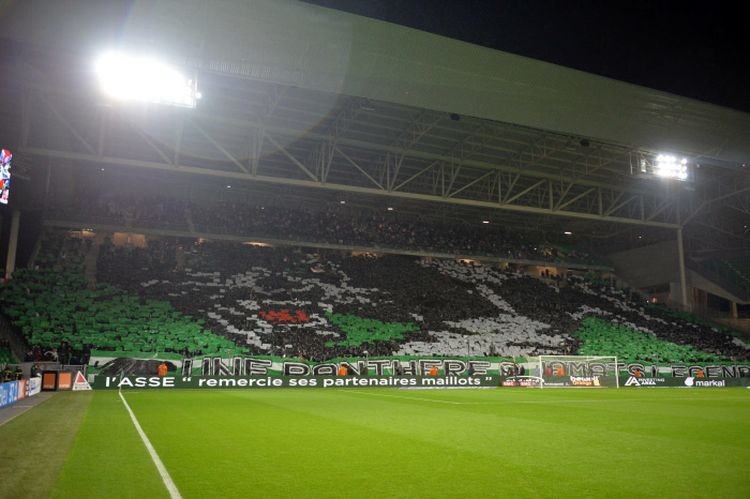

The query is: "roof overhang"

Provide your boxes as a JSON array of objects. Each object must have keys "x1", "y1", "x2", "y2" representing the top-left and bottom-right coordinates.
[{"x1": 4, "y1": 0, "x2": 749, "y2": 166}]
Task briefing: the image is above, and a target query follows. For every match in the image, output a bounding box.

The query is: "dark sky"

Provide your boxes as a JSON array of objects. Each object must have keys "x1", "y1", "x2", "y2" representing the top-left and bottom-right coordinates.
[{"x1": 304, "y1": 0, "x2": 750, "y2": 113}]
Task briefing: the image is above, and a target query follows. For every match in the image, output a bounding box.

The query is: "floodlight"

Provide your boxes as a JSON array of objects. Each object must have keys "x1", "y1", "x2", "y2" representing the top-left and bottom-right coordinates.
[
  {"x1": 653, "y1": 154, "x2": 688, "y2": 181},
  {"x1": 632, "y1": 152, "x2": 690, "y2": 181},
  {"x1": 482, "y1": 220, "x2": 490, "y2": 224},
  {"x1": 95, "y1": 52, "x2": 200, "y2": 108},
  {"x1": 563, "y1": 231, "x2": 572, "y2": 235}
]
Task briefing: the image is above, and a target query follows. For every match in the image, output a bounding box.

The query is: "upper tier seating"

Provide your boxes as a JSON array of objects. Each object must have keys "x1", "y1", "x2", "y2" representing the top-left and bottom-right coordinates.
[{"x1": 49, "y1": 193, "x2": 607, "y2": 266}]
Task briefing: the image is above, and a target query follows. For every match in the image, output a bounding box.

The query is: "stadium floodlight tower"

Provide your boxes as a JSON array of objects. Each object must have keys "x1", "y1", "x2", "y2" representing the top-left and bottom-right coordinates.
[
  {"x1": 94, "y1": 51, "x2": 201, "y2": 108},
  {"x1": 631, "y1": 151, "x2": 690, "y2": 181},
  {"x1": 538, "y1": 355, "x2": 620, "y2": 388}
]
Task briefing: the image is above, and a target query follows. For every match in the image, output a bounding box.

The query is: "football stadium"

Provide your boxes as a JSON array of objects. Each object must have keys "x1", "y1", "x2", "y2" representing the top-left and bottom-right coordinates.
[{"x1": 1, "y1": 1, "x2": 749, "y2": 498}]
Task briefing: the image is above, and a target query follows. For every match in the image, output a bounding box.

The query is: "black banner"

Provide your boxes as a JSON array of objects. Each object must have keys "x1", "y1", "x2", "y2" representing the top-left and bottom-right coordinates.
[{"x1": 93, "y1": 375, "x2": 501, "y2": 390}]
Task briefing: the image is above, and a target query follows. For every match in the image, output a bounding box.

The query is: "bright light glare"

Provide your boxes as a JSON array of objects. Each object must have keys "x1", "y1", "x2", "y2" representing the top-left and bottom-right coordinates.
[
  {"x1": 95, "y1": 52, "x2": 199, "y2": 108},
  {"x1": 654, "y1": 154, "x2": 688, "y2": 181},
  {"x1": 563, "y1": 231, "x2": 572, "y2": 235}
]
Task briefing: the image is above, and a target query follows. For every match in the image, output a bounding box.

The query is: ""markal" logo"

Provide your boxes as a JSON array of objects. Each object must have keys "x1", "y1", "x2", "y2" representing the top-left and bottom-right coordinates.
[{"x1": 685, "y1": 377, "x2": 726, "y2": 388}]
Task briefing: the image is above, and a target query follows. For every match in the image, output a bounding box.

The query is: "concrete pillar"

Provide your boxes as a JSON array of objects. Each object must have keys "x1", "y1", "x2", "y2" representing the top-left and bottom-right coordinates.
[
  {"x1": 676, "y1": 226, "x2": 689, "y2": 311},
  {"x1": 4, "y1": 209, "x2": 20, "y2": 280},
  {"x1": 731, "y1": 301, "x2": 739, "y2": 319}
]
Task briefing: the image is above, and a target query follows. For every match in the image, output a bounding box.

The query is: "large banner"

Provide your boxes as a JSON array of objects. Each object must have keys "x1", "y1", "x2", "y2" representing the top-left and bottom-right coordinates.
[
  {"x1": 89, "y1": 356, "x2": 750, "y2": 390},
  {"x1": 93, "y1": 375, "x2": 501, "y2": 390},
  {"x1": 27, "y1": 376, "x2": 41, "y2": 397},
  {"x1": 0, "y1": 380, "x2": 19, "y2": 408}
]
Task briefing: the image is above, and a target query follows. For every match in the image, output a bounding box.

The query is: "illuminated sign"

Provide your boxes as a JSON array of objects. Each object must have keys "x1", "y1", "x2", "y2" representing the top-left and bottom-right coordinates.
[{"x1": 0, "y1": 148, "x2": 11, "y2": 204}]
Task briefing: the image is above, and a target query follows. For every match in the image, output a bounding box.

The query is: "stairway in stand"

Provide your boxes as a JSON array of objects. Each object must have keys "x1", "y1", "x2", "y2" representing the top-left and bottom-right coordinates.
[{"x1": 83, "y1": 234, "x2": 104, "y2": 289}]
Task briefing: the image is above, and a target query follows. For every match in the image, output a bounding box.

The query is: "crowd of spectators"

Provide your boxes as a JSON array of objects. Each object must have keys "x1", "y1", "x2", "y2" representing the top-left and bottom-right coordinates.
[
  {"x1": 564, "y1": 276, "x2": 750, "y2": 361},
  {"x1": 51, "y1": 194, "x2": 190, "y2": 230},
  {"x1": 22, "y1": 341, "x2": 91, "y2": 365},
  {"x1": 5, "y1": 223, "x2": 746, "y2": 364},
  {"x1": 1, "y1": 363, "x2": 23, "y2": 382},
  {"x1": 50, "y1": 193, "x2": 605, "y2": 265},
  {"x1": 0, "y1": 339, "x2": 14, "y2": 364},
  {"x1": 92, "y1": 237, "x2": 749, "y2": 362}
]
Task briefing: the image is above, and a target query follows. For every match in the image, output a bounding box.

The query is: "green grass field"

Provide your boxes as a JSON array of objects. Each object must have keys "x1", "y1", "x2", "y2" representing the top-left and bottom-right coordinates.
[{"x1": 1, "y1": 388, "x2": 749, "y2": 498}]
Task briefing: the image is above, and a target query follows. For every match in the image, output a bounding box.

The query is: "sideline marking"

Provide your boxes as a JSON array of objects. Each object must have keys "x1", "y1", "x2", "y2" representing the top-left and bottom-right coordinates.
[
  {"x1": 119, "y1": 391, "x2": 182, "y2": 499},
  {"x1": 347, "y1": 390, "x2": 464, "y2": 405}
]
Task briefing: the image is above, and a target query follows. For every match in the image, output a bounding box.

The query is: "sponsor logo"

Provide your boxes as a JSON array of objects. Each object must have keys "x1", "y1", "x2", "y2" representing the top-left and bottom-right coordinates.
[
  {"x1": 624, "y1": 376, "x2": 666, "y2": 387},
  {"x1": 569, "y1": 376, "x2": 601, "y2": 387},
  {"x1": 625, "y1": 376, "x2": 640, "y2": 386},
  {"x1": 0, "y1": 381, "x2": 19, "y2": 408},
  {"x1": 502, "y1": 377, "x2": 542, "y2": 387},
  {"x1": 72, "y1": 371, "x2": 92, "y2": 391},
  {"x1": 686, "y1": 378, "x2": 726, "y2": 388}
]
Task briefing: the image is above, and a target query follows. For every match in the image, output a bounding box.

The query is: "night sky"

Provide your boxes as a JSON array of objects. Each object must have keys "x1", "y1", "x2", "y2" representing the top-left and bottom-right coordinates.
[{"x1": 304, "y1": 0, "x2": 750, "y2": 113}]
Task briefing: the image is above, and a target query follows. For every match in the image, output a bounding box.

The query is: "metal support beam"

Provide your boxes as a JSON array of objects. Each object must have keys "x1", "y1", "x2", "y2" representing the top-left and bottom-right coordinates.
[
  {"x1": 4, "y1": 210, "x2": 20, "y2": 280},
  {"x1": 130, "y1": 120, "x2": 174, "y2": 165},
  {"x1": 676, "y1": 225, "x2": 690, "y2": 311},
  {"x1": 21, "y1": 146, "x2": 679, "y2": 228},
  {"x1": 24, "y1": 84, "x2": 657, "y2": 197},
  {"x1": 725, "y1": 194, "x2": 750, "y2": 216},
  {"x1": 36, "y1": 91, "x2": 96, "y2": 154},
  {"x1": 193, "y1": 122, "x2": 248, "y2": 173},
  {"x1": 556, "y1": 187, "x2": 595, "y2": 211},
  {"x1": 335, "y1": 146, "x2": 384, "y2": 190},
  {"x1": 681, "y1": 186, "x2": 750, "y2": 226},
  {"x1": 393, "y1": 160, "x2": 439, "y2": 192},
  {"x1": 448, "y1": 170, "x2": 495, "y2": 198},
  {"x1": 504, "y1": 179, "x2": 546, "y2": 205},
  {"x1": 604, "y1": 194, "x2": 637, "y2": 217},
  {"x1": 263, "y1": 132, "x2": 318, "y2": 181},
  {"x1": 15, "y1": 83, "x2": 693, "y2": 228},
  {"x1": 386, "y1": 111, "x2": 442, "y2": 190},
  {"x1": 19, "y1": 86, "x2": 31, "y2": 147},
  {"x1": 250, "y1": 127, "x2": 264, "y2": 176},
  {"x1": 174, "y1": 117, "x2": 186, "y2": 165}
]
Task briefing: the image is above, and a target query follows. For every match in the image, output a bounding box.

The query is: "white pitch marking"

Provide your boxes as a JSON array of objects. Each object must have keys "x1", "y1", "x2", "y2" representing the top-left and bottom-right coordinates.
[
  {"x1": 119, "y1": 391, "x2": 182, "y2": 499},
  {"x1": 347, "y1": 390, "x2": 464, "y2": 405}
]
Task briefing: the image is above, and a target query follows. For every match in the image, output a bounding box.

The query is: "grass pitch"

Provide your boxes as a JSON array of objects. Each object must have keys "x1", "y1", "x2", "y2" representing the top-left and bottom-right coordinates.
[{"x1": 2, "y1": 388, "x2": 749, "y2": 498}]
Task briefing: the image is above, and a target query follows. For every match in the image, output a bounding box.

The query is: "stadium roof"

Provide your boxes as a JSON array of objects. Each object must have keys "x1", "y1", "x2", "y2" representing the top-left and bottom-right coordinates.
[{"x1": 1, "y1": 0, "x2": 748, "y2": 252}]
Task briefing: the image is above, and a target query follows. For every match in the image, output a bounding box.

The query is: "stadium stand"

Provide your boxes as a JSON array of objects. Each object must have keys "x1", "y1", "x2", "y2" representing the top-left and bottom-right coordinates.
[
  {"x1": 0, "y1": 233, "x2": 239, "y2": 359},
  {"x1": 0, "y1": 340, "x2": 14, "y2": 364},
  {"x1": 723, "y1": 257, "x2": 750, "y2": 287},
  {"x1": 49, "y1": 194, "x2": 607, "y2": 266},
  {"x1": 2, "y1": 231, "x2": 747, "y2": 363},
  {"x1": 689, "y1": 257, "x2": 750, "y2": 302},
  {"x1": 576, "y1": 317, "x2": 724, "y2": 363}
]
